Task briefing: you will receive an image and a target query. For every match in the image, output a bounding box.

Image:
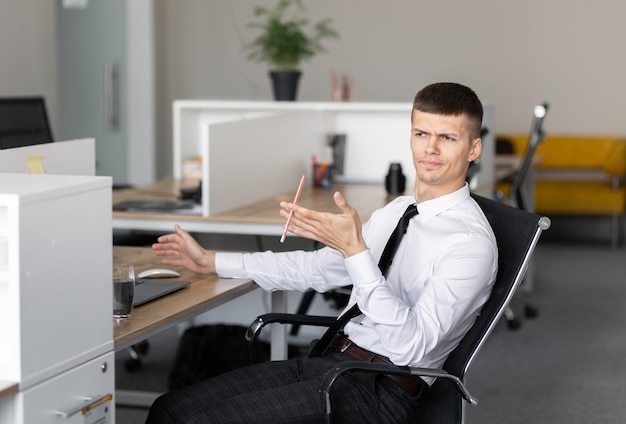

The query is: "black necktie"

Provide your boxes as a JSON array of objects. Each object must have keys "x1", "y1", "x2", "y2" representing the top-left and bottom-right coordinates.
[{"x1": 309, "y1": 204, "x2": 418, "y2": 357}]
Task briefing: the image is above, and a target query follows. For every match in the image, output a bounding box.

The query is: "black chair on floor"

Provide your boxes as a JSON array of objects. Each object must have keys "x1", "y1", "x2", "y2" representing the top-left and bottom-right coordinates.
[
  {"x1": 246, "y1": 194, "x2": 550, "y2": 423},
  {"x1": 498, "y1": 102, "x2": 549, "y2": 329},
  {"x1": 508, "y1": 103, "x2": 549, "y2": 212},
  {"x1": 0, "y1": 96, "x2": 54, "y2": 149}
]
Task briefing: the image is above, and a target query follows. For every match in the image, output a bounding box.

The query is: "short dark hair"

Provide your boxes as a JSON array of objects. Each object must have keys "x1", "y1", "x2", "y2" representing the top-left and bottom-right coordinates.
[{"x1": 413, "y1": 82, "x2": 483, "y2": 140}]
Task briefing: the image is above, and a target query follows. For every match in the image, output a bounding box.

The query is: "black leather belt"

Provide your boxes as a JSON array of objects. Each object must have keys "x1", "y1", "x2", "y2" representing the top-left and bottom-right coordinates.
[{"x1": 333, "y1": 335, "x2": 426, "y2": 397}]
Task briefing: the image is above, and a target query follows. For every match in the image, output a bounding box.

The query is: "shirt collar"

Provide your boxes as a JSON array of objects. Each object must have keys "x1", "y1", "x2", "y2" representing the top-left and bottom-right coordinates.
[{"x1": 415, "y1": 183, "x2": 471, "y2": 220}]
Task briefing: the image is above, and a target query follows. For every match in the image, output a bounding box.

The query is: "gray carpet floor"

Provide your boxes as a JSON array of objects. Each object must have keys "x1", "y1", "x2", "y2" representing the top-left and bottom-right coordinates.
[
  {"x1": 115, "y1": 238, "x2": 626, "y2": 423},
  {"x1": 466, "y1": 241, "x2": 626, "y2": 423}
]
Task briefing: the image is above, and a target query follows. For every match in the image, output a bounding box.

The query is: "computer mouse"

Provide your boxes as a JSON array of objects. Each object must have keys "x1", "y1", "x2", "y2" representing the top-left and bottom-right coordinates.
[{"x1": 137, "y1": 268, "x2": 181, "y2": 279}]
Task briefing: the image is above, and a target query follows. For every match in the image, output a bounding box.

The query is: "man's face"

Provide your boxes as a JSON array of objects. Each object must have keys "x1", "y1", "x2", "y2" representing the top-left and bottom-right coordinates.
[{"x1": 410, "y1": 110, "x2": 481, "y2": 200}]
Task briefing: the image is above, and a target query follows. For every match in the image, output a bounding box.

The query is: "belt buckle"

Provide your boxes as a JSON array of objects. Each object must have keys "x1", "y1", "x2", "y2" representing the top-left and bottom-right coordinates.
[{"x1": 339, "y1": 338, "x2": 352, "y2": 354}]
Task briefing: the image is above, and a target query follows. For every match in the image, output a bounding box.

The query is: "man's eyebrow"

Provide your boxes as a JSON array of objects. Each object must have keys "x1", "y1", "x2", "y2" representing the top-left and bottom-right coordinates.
[
  {"x1": 412, "y1": 127, "x2": 460, "y2": 137},
  {"x1": 439, "y1": 131, "x2": 460, "y2": 138}
]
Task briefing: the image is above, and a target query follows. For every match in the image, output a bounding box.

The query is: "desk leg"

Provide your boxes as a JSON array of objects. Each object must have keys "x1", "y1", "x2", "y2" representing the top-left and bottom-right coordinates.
[{"x1": 270, "y1": 291, "x2": 288, "y2": 360}]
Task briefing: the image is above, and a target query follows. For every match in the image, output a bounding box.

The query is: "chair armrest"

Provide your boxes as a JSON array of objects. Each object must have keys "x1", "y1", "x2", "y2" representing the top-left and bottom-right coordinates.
[
  {"x1": 319, "y1": 361, "x2": 477, "y2": 419},
  {"x1": 245, "y1": 313, "x2": 337, "y2": 343}
]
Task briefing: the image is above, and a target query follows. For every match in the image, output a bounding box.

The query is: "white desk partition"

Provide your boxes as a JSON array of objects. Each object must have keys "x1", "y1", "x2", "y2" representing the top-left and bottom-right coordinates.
[
  {"x1": 172, "y1": 101, "x2": 413, "y2": 182},
  {"x1": 201, "y1": 111, "x2": 331, "y2": 216},
  {"x1": 173, "y1": 101, "x2": 496, "y2": 214},
  {"x1": 0, "y1": 138, "x2": 96, "y2": 176},
  {"x1": 331, "y1": 109, "x2": 412, "y2": 182}
]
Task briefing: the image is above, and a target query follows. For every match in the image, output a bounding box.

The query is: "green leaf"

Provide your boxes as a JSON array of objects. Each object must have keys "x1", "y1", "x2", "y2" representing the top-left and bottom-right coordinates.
[{"x1": 245, "y1": 0, "x2": 339, "y2": 70}]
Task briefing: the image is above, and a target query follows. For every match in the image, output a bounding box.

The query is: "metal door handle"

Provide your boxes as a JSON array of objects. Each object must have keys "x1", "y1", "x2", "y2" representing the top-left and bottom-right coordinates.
[{"x1": 104, "y1": 63, "x2": 119, "y2": 131}]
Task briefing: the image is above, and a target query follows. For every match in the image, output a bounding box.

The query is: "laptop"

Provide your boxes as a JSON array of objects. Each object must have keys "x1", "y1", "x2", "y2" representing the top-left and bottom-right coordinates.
[
  {"x1": 113, "y1": 199, "x2": 202, "y2": 216},
  {"x1": 133, "y1": 278, "x2": 191, "y2": 306}
]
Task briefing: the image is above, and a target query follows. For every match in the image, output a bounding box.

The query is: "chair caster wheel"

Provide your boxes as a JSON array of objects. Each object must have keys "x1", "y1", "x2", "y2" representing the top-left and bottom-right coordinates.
[{"x1": 506, "y1": 318, "x2": 521, "y2": 330}]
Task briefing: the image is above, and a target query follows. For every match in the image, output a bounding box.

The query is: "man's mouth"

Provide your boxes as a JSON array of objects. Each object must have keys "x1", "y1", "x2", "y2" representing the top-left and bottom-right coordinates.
[{"x1": 419, "y1": 159, "x2": 443, "y2": 169}]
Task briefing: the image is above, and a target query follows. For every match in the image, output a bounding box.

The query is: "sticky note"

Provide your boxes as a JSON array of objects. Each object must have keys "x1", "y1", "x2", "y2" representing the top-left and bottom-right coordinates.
[{"x1": 27, "y1": 154, "x2": 46, "y2": 174}]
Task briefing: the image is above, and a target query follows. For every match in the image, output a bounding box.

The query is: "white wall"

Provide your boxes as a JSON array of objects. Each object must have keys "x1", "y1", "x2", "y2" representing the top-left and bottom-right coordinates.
[
  {"x1": 0, "y1": 1, "x2": 58, "y2": 135},
  {"x1": 153, "y1": 0, "x2": 626, "y2": 178},
  {"x1": 3, "y1": 1, "x2": 626, "y2": 181}
]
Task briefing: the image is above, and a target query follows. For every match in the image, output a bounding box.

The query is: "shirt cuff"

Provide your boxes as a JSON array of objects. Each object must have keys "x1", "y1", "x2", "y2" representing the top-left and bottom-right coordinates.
[
  {"x1": 343, "y1": 249, "x2": 382, "y2": 288},
  {"x1": 215, "y1": 252, "x2": 247, "y2": 278}
]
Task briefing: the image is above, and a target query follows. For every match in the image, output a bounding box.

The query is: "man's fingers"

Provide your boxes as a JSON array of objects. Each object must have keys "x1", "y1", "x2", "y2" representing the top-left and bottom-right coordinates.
[
  {"x1": 175, "y1": 224, "x2": 192, "y2": 240},
  {"x1": 333, "y1": 191, "x2": 353, "y2": 215}
]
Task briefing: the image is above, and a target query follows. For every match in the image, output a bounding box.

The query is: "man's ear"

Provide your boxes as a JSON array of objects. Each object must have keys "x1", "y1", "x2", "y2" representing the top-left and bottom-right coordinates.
[{"x1": 468, "y1": 138, "x2": 482, "y2": 162}]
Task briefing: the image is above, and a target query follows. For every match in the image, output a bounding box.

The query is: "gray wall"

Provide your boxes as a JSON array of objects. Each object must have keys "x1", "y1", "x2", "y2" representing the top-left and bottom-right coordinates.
[
  {"x1": 153, "y1": 0, "x2": 626, "y2": 178},
  {"x1": 0, "y1": 1, "x2": 58, "y2": 136},
  {"x1": 2, "y1": 1, "x2": 625, "y2": 180}
]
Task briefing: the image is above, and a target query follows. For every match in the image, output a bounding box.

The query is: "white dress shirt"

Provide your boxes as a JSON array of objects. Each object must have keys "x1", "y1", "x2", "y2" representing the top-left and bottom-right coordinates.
[{"x1": 216, "y1": 184, "x2": 498, "y2": 383}]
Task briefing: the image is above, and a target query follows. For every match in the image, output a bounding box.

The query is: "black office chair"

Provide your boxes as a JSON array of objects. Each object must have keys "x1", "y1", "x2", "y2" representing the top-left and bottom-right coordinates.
[
  {"x1": 498, "y1": 102, "x2": 549, "y2": 329},
  {"x1": 508, "y1": 103, "x2": 549, "y2": 211},
  {"x1": 246, "y1": 194, "x2": 550, "y2": 423},
  {"x1": 0, "y1": 96, "x2": 54, "y2": 149}
]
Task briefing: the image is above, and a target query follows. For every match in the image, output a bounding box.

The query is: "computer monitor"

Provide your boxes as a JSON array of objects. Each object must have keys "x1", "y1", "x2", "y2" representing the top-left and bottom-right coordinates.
[{"x1": 0, "y1": 96, "x2": 54, "y2": 149}]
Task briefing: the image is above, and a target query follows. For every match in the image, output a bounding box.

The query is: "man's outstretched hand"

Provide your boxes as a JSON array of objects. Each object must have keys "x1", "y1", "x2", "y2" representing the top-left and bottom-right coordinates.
[{"x1": 279, "y1": 191, "x2": 367, "y2": 258}]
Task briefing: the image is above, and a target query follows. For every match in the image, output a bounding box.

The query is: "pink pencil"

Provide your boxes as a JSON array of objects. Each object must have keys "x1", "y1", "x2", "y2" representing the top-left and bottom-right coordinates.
[{"x1": 280, "y1": 175, "x2": 305, "y2": 243}]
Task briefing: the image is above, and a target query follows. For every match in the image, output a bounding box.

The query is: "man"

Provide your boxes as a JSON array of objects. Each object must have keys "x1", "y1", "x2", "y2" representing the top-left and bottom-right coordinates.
[{"x1": 146, "y1": 82, "x2": 498, "y2": 423}]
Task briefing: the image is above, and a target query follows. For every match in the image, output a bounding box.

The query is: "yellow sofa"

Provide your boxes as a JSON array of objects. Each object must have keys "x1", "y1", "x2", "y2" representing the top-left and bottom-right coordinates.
[{"x1": 496, "y1": 134, "x2": 626, "y2": 245}]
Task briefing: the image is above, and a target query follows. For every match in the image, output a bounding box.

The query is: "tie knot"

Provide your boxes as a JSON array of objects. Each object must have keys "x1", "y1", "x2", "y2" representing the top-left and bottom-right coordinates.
[
  {"x1": 400, "y1": 204, "x2": 418, "y2": 233},
  {"x1": 403, "y1": 204, "x2": 418, "y2": 219}
]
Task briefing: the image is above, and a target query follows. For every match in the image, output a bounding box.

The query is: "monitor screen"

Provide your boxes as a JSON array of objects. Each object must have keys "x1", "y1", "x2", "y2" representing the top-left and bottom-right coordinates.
[{"x1": 0, "y1": 97, "x2": 54, "y2": 149}]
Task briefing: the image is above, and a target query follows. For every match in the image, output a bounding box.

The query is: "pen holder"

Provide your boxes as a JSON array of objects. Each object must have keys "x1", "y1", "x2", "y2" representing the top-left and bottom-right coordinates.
[{"x1": 313, "y1": 163, "x2": 333, "y2": 189}]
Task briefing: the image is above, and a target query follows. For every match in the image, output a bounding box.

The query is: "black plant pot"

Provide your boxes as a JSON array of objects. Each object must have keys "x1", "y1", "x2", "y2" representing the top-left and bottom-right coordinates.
[{"x1": 269, "y1": 70, "x2": 301, "y2": 101}]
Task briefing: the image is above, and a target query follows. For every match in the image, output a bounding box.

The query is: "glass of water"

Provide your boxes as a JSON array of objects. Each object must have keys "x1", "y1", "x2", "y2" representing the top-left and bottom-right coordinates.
[{"x1": 113, "y1": 262, "x2": 135, "y2": 319}]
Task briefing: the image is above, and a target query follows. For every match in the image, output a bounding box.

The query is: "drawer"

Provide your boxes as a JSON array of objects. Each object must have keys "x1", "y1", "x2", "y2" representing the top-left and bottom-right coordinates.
[{"x1": 15, "y1": 352, "x2": 115, "y2": 424}]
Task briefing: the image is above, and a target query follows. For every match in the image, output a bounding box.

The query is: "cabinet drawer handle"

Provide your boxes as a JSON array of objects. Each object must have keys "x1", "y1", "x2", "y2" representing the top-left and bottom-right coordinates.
[{"x1": 54, "y1": 394, "x2": 109, "y2": 418}]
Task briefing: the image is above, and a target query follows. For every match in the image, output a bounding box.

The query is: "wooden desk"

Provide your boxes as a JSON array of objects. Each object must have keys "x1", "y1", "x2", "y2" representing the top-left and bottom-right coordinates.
[
  {"x1": 112, "y1": 155, "x2": 525, "y2": 236},
  {"x1": 113, "y1": 186, "x2": 388, "y2": 360},
  {"x1": 113, "y1": 246, "x2": 257, "y2": 351},
  {"x1": 112, "y1": 179, "x2": 390, "y2": 235}
]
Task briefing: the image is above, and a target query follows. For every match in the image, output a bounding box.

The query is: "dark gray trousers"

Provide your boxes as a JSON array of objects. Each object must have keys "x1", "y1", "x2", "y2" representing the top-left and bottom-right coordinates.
[{"x1": 145, "y1": 351, "x2": 421, "y2": 424}]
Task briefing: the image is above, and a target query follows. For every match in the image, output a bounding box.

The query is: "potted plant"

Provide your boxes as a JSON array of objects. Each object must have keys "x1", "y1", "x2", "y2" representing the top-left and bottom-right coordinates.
[{"x1": 246, "y1": 0, "x2": 339, "y2": 101}]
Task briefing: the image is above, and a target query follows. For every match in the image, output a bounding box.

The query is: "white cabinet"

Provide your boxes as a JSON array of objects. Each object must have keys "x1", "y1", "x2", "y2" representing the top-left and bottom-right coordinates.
[
  {"x1": 0, "y1": 173, "x2": 114, "y2": 424},
  {"x1": 18, "y1": 352, "x2": 114, "y2": 424}
]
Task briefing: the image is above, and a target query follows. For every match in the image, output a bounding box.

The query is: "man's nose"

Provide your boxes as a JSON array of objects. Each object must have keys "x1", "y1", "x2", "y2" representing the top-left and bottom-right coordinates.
[{"x1": 425, "y1": 136, "x2": 439, "y2": 153}]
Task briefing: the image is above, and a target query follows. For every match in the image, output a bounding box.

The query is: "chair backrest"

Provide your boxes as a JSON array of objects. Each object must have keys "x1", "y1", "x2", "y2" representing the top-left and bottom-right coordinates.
[
  {"x1": 509, "y1": 102, "x2": 549, "y2": 210},
  {"x1": 415, "y1": 194, "x2": 550, "y2": 423},
  {"x1": 0, "y1": 96, "x2": 54, "y2": 149}
]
